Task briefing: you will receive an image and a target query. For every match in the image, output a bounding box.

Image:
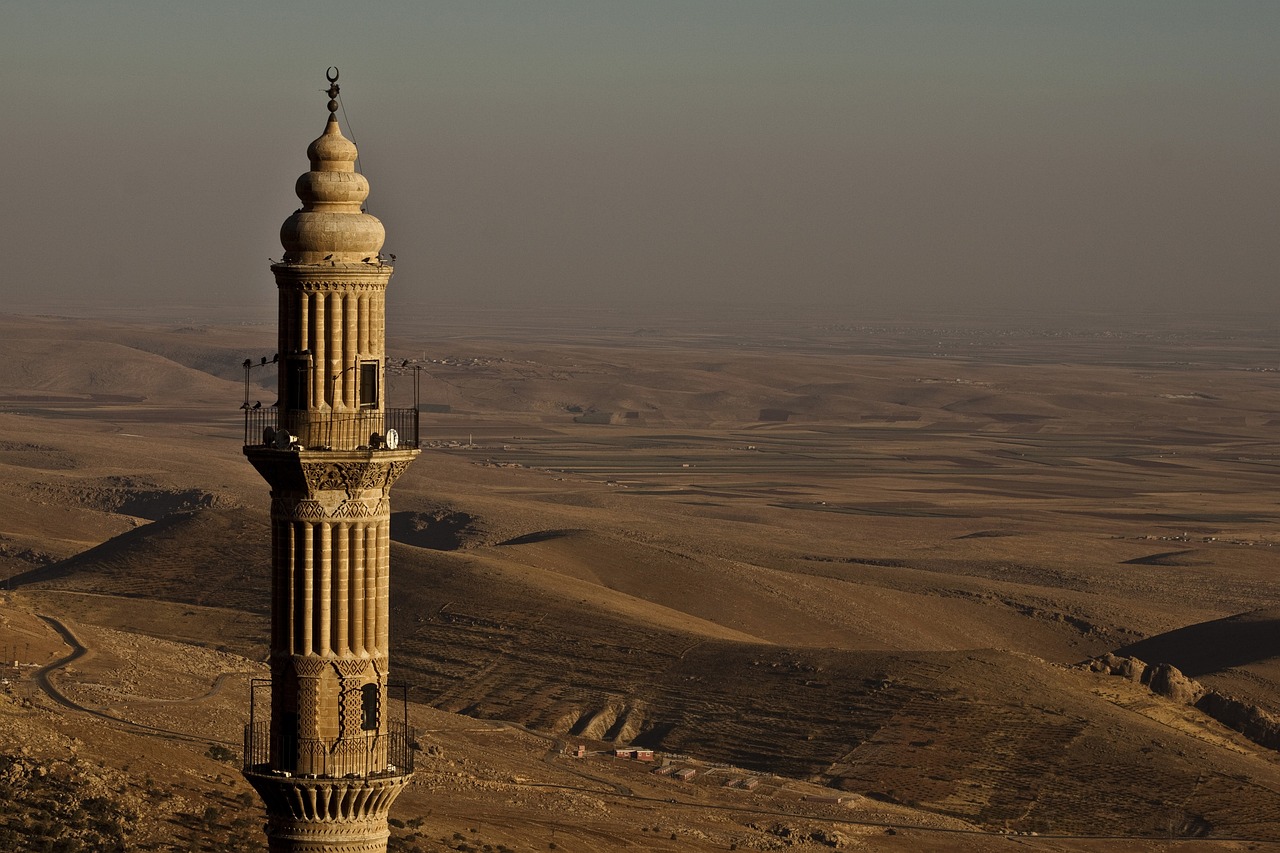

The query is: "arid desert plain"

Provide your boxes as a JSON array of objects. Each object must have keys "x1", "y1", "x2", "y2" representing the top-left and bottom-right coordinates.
[{"x1": 4, "y1": 306, "x2": 1280, "y2": 852}]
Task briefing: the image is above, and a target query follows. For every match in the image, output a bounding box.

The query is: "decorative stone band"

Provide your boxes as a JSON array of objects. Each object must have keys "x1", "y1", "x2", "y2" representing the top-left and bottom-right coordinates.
[
  {"x1": 264, "y1": 831, "x2": 391, "y2": 853},
  {"x1": 300, "y1": 460, "x2": 415, "y2": 493},
  {"x1": 333, "y1": 657, "x2": 373, "y2": 678},
  {"x1": 246, "y1": 448, "x2": 419, "y2": 495},
  {"x1": 246, "y1": 773, "x2": 410, "y2": 823},
  {"x1": 271, "y1": 263, "x2": 393, "y2": 293},
  {"x1": 276, "y1": 279, "x2": 391, "y2": 294},
  {"x1": 269, "y1": 654, "x2": 385, "y2": 679},
  {"x1": 331, "y1": 499, "x2": 386, "y2": 519},
  {"x1": 272, "y1": 496, "x2": 390, "y2": 521}
]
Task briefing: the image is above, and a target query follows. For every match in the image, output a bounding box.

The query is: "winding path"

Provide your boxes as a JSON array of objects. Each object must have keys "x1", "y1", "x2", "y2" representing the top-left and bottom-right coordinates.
[{"x1": 33, "y1": 614, "x2": 240, "y2": 747}]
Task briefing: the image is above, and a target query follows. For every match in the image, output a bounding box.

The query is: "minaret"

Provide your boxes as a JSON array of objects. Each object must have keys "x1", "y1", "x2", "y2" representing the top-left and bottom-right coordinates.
[{"x1": 242, "y1": 68, "x2": 418, "y2": 853}]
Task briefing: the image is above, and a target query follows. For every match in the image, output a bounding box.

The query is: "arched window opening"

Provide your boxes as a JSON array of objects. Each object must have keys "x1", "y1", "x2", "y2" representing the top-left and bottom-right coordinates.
[
  {"x1": 359, "y1": 360, "x2": 379, "y2": 408},
  {"x1": 361, "y1": 683, "x2": 379, "y2": 731}
]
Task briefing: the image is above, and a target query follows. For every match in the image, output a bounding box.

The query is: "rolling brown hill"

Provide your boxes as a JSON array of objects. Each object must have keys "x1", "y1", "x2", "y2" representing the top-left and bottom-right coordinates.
[
  {"x1": 15, "y1": 498, "x2": 1280, "y2": 840},
  {"x1": 7, "y1": 310, "x2": 1280, "y2": 848}
]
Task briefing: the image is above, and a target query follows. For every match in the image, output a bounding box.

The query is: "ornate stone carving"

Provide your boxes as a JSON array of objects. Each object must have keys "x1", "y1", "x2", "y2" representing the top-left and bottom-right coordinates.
[
  {"x1": 331, "y1": 735, "x2": 368, "y2": 767},
  {"x1": 278, "y1": 279, "x2": 389, "y2": 293},
  {"x1": 294, "y1": 500, "x2": 326, "y2": 519},
  {"x1": 333, "y1": 499, "x2": 376, "y2": 519},
  {"x1": 332, "y1": 658, "x2": 369, "y2": 678},
  {"x1": 293, "y1": 657, "x2": 329, "y2": 677},
  {"x1": 246, "y1": 773, "x2": 410, "y2": 824},
  {"x1": 339, "y1": 680, "x2": 364, "y2": 736},
  {"x1": 302, "y1": 462, "x2": 360, "y2": 492},
  {"x1": 296, "y1": 678, "x2": 320, "y2": 738},
  {"x1": 360, "y1": 465, "x2": 389, "y2": 491},
  {"x1": 301, "y1": 461, "x2": 381, "y2": 493},
  {"x1": 384, "y1": 461, "x2": 413, "y2": 488}
]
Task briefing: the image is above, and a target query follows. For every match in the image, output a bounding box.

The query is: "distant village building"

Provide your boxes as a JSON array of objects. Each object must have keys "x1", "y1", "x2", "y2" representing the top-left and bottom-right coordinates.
[{"x1": 613, "y1": 747, "x2": 655, "y2": 761}]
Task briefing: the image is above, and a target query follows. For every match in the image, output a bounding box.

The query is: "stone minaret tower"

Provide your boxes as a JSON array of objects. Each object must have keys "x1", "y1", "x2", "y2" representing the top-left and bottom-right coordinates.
[{"x1": 242, "y1": 69, "x2": 418, "y2": 853}]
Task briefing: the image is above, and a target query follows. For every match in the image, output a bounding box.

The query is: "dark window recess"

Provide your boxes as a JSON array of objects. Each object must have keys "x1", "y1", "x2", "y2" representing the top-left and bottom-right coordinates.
[
  {"x1": 280, "y1": 712, "x2": 299, "y2": 770},
  {"x1": 359, "y1": 361, "x2": 379, "y2": 408},
  {"x1": 361, "y1": 683, "x2": 379, "y2": 731},
  {"x1": 287, "y1": 360, "x2": 309, "y2": 410}
]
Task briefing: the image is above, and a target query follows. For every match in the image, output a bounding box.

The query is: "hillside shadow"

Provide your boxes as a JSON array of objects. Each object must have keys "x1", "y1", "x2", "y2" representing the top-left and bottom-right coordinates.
[
  {"x1": 497, "y1": 529, "x2": 580, "y2": 546},
  {"x1": 1116, "y1": 609, "x2": 1280, "y2": 676},
  {"x1": 390, "y1": 510, "x2": 476, "y2": 551},
  {"x1": 1121, "y1": 549, "x2": 1208, "y2": 567},
  {"x1": 6, "y1": 507, "x2": 269, "y2": 614},
  {"x1": 6, "y1": 513, "x2": 194, "y2": 590}
]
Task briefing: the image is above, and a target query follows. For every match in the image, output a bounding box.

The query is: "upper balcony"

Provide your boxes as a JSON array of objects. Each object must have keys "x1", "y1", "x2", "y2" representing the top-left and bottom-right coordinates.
[{"x1": 242, "y1": 407, "x2": 419, "y2": 452}]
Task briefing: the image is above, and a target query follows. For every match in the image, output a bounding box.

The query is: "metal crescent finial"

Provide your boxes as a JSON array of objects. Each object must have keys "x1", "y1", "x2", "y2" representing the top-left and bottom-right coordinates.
[{"x1": 325, "y1": 67, "x2": 340, "y2": 113}]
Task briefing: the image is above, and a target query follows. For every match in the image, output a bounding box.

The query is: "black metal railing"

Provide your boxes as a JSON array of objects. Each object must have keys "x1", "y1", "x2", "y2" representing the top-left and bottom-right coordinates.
[
  {"x1": 243, "y1": 407, "x2": 419, "y2": 451},
  {"x1": 242, "y1": 720, "x2": 415, "y2": 778}
]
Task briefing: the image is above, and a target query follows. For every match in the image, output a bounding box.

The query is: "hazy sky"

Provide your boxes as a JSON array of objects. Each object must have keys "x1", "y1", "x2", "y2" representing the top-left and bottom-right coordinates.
[{"x1": 4, "y1": 1, "x2": 1279, "y2": 321}]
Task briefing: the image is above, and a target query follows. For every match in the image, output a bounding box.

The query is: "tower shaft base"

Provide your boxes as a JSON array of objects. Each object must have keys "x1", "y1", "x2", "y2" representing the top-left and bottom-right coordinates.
[{"x1": 244, "y1": 770, "x2": 411, "y2": 853}]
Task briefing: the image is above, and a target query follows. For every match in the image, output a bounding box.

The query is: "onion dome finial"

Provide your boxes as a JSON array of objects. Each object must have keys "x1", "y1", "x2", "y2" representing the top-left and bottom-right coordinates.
[{"x1": 278, "y1": 68, "x2": 386, "y2": 264}]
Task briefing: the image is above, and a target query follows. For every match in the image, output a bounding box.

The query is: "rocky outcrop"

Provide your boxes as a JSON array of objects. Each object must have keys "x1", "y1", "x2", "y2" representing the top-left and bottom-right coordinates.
[
  {"x1": 1085, "y1": 652, "x2": 1144, "y2": 681},
  {"x1": 0, "y1": 750, "x2": 138, "y2": 850},
  {"x1": 1083, "y1": 653, "x2": 1280, "y2": 752},
  {"x1": 748, "y1": 822, "x2": 852, "y2": 849},
  {"x1": 1143, "y1": 662, "x2": 1206, "y2": 705},
  {"x1": 1195, "y1": 692, "x2": 1280, "y2": 751}
]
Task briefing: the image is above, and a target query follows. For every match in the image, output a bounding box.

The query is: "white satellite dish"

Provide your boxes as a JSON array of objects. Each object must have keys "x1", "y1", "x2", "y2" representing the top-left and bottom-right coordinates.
[
  {"x1": 385, "y1": 428, "x2": 399, "y2": 450},
  {"x1": 274, "y1": 429, "x2": 294, "y2": 450}
]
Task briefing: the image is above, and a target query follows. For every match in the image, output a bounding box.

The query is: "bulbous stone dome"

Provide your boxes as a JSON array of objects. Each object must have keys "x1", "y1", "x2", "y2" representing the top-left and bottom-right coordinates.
[{"x1": 280, "y1": 114, "x2": 385, "y2": 264}]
